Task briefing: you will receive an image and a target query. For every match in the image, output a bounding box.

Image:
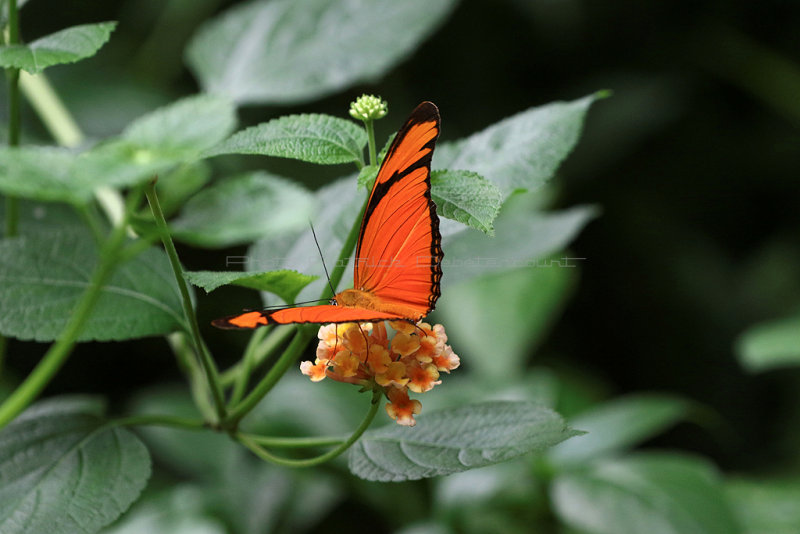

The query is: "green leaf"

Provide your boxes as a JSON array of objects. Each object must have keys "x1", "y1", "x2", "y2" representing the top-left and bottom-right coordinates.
[
  {"x1": 735, "y1": 313, "x2": 800, "y2": 372},
  {"x1": 436, "y1": 258, "x2": 576, "y2": 381},
  {"x1": 170, "y1": 171, "x2": 313, "y2": 248},
  {"x1": 0, "y1": 95, "x2": 234, "y2": 203},
  {"x1": 348, "y1": 401, "x2": 581, "y2": 482},
  {"x1": 434, "y1": 93, "x2": 602, "y2": 196},
  {"x1": 186, "y1": 0, "x2": 457, "y2": 104},
  {"x1": 551, "y1": 452, "x2": 743, "y2": 534},
  {"x1": 441, "y1": 194, "x2": 598, "y2": 286},
  {"x1": 100, "y1": 486, "x2": 226, "y2": 534},
  {"x1": 431, "y1": 170, "x2": 502, "y2": 235},
  {"x1": 0, "y1": 231, "x2": 186, "y2": 342},
  {"x1": 121, "y1": 94, "x2": 237, "y2": 159},
  {"x1": 0, "y1": 146, "x2": 84, "y2": 203},
  {"x1": 0, "y1": 22, "x2": 116, "y2": 74},
  {"x1": 0, "y1": 397, "x2": 151, "y2": 534},
  {"x1": 154, "y1": 162, "x2": 213, "y2": 217},
  {"x1": 356, "y1": 164, "x2": 379, "y2": 190},
  {"x1": 185, "y1": 269, "x2": 317, "y2": 304},
  {"x1": 547, "y1": 394, "x2": 692, "y2": 467},
  {"x1": 207, "y1": 114, "x2": 367, "y2": 165},
  {"x1": 725, "y1": 477, "x2": 800, "y2": 534}
]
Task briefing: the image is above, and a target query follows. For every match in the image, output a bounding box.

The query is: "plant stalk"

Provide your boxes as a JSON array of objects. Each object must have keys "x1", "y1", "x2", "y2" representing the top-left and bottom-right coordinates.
[
  {"x1": 0, "y1": 191, "x2": 138, "y2": 429},
  {"x1": 145, "y1": 181, "x2": 227, "y2": 423},
  {"x1": 237, "y1": 390, "x2": 380, "y2": 467}
]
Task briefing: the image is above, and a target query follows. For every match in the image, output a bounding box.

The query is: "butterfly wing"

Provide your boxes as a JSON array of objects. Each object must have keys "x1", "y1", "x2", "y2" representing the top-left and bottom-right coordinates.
[
  {"x1": 354, "y1": 102, "x2": 443, "y2": 320},
  {"x1": 212, "y1": 305, "x2": 408, "y2": 329}
]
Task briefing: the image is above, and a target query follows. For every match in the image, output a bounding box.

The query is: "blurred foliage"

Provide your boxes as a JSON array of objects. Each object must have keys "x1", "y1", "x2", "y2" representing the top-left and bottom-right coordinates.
[{"x1": 1, "y1": 0, "x2": 800, "y2": 533}]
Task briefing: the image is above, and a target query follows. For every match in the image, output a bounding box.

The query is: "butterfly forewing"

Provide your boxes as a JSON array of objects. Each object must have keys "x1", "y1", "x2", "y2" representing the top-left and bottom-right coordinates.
[{"x1": 354, "y1": 102, "x2": 443, "y2": 318}]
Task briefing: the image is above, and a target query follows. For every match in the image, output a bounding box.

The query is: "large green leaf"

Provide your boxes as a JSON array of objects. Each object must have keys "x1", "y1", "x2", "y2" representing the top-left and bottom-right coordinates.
[
  {"x1": 186, "y1": 0, "x2": 457, "y2": 104},
  {"x1": 441, "y1": 194, "x2": 598, "y2": 286},
  {"x1": 207, "y1": 113, "x2": 367, "y2": 165},
  {"x1": 0, "y1": 96, "x2": 235, "y2": 204},
  {"x1": 434, "y1": 93, "x2": 603, "y2": 196},
  {"x1": 735, "y1": 313, "x2": 800, "y2": 372},
  {"x1": 547, "y1": 394, "x2": 692, "y2": 467},
  {"x1": 121, "y1": 94, "x2": 236, "y2": 159},
  {"x1": 0, "y1": 231, "x2": 186, "y2": 342},
  {"x1": 0, "y1": 397, "x2": 151, "y2": 534},
  {"x1": 0, "y1": 22, "x2": 116, "y2": 74},
  {"x1": 431, "y1": 170, "x2": 502, "y2": 235},
  {"x1": 725, "y1": 477, "x2": 800, "y2": 534},
  {"x1": 551, "y1": 452, "x2": 743, "y2": 534},
  {"x1": 348, "y1": 401, "x2": 580, "y2": 482},
  {"x1": 184, "y1": 269, "x2": 317, "y2": 304},
  {"x1": 170, "y1": 171, "x2": 313, "y2": 248},
  {"x1": 436, "y1": 259, "x2": 576, "y2": 381}
]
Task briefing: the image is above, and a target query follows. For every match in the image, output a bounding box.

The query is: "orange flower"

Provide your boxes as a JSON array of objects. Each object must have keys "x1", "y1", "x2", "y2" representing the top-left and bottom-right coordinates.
[
  {"x1": 332, "y1": 349, "x2": 360, "y2": 377},
  {"x1": 367, "y1": 344, "x2": 392, "y2": 374},
  {"x1": 301, "y1": 320, "x2": 459, "y2": 425},
  {"x1": 432, "y1": 344, "x2": 460, "y2": 373},
  {"x1": 300, "y1": 360, "x2": 328, "y2": 382},
  {"x1": 391, "y1": 331, "x2": 420, "y2": 357},
  {"x1": 385, "y1": 387, "x2": 422, "y2": 427},
  {"x1": 406, "y1": 363, "x2": 441, "y2": 393},
  {"x1": 375, "y1": 361, "x2": 409, "y2": 388}
]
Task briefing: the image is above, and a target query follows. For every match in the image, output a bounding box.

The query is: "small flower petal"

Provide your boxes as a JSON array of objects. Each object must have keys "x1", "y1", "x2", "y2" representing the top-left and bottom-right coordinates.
[
  {"x1": 407, "y1": 363, "x2": 441, "y2": 393},
  {"x1": 375, "y1": 361, "x2": 409, "y2": 387},
  {"x1": 432, "y1": 344, "x2": 460, "y2": 372},
  {"x1": 385, "y1": 387, "x2": 421, "y2": 427},
  {"x1": 332, "y1": 349, "x2": 360, "y2": 377},
  {"x1": 367, "y1": 344, "x2": 392, "y2": 374},
  {"x1": 392, "y1": 331, "x2": 421, "y2": 357},
  {"x1": 300, "y1": 360, "x2": 328, "y2": 382}
]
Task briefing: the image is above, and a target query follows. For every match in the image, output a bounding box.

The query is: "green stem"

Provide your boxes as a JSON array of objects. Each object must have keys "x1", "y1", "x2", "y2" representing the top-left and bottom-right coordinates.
[
  {"x1": 228, "y1": 326, "x2": 269, "y2": 406},
  {"x1": 364, "y1": 119, "x2": 377, "y2": 167},
  {"x1": 237, "y1": 391, "x2": 380, "y2": 467},
  {"x1": 0, "y1": 191, "x2": 138, "y2": 429},
  {"x1": 18, "y1": 71, "x2": 83, "y2": 148},
  {"x1": 226, "y1": 327, "x2": 315, "y2": 427},
  {"x1": 236, "y1": 433, "x2": 345, "y2": 449},
  {"x1": 221, "y1": 324, "x2": 294, "y2": 387},
  {"x1": 166, "y1": 332, "x2": 215, "y2": 421},
  {"x1": 145, "y1": 181, "x2": 226, "y2": 423}
]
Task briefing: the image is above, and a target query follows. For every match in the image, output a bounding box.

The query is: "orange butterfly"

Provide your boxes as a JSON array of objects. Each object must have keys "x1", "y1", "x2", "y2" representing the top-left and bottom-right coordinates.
[{"x1": 213, "y1": 102, "x2": 443, "y2": 329}]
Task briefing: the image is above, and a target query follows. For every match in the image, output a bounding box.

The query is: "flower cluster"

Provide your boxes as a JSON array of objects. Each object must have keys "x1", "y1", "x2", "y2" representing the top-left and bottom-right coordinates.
[
  {"x1": 301, "y1": 320, "x2": 459, "y2": 426},
  {"x1": 349, "y1": 94, "x2": 388, "y2": 121}
]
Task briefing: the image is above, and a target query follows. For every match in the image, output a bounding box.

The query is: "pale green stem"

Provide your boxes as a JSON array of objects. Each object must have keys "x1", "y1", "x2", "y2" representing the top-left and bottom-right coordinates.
[
  {"x1": 0, "y1": 190, "x2": 139, "y2": 429},
  {"x1": 145, "y1": 182, "x2": 226, "y2": 423},
  {"x1": 228, "y1": 326, "x2": 269, "y2": 407},
  {"x1": 18, "y1": 71, "x2": 124, "y2": 225},
  {"x1": 236, "y1": 390, "x2": 380, "y2": 467},
  {"x1": 221, "y1": 324, "x2": 294, "y2": 387}
]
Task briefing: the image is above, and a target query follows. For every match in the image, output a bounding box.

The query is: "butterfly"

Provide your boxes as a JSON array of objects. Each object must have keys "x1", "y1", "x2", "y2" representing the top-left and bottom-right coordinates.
[{"x1": 212, "y1": 102, "x2": 443, "y2": 329}]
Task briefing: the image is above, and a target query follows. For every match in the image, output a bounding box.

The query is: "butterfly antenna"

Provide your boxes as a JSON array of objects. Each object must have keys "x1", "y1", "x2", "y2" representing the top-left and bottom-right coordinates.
[{"x1": 310, "y1": 221, "x2": 337, "y2": 299}]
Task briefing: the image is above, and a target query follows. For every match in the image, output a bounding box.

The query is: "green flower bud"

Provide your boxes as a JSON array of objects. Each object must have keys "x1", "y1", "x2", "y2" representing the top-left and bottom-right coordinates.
[{"x1": 349, "y1": 94, "x2": 388, "y2": 121}]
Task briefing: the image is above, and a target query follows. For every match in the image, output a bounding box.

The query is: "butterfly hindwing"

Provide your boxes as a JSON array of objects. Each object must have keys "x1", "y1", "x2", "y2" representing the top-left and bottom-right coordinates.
[
  {"x1": 354, "y1": 102, "x2": 443, "y2": 319},
  {"x1": 212, "y1": 306, "x2": 407, "y2": 329}
]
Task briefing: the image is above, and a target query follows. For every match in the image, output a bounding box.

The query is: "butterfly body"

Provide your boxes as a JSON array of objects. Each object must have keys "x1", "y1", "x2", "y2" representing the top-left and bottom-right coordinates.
[{"x1": 214, "y1": 102, "x2": 442, "y2": 329}]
